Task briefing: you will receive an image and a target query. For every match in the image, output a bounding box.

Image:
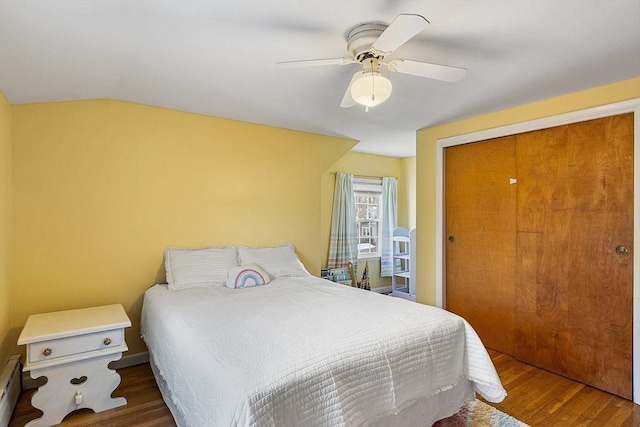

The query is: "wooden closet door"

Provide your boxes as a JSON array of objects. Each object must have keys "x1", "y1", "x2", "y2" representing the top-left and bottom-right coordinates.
[
  {"x1": 515, "y1": 114, "x2": 633, "y2": 399},
  {"x1": 445, "y1": 137, "x2": 517, "y2": 355},
  {"x1": 445, "y1": 113, "x2": 633, "y2": 399}
]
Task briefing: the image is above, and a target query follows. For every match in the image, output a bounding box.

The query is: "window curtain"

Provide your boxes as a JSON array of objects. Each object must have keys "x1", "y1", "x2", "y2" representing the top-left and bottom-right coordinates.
[
  {"x1": 328, "y1": 173, "x2": 358, "y2": 269},
  {"x1": 381, "y1": 177, "x2": 398, "y2": 277}
]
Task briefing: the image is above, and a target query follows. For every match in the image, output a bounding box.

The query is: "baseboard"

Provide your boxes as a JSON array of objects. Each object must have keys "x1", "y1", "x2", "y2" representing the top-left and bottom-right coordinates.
[
  {"x1": 22, "y1": 351, "x2": 150, "y2": 390},
  {"x1": 0, "y1": 355, "x2": 21, "y2": 427},
  {"x1": 110, "y1": 351, "x2": 149, "y2": 370},
  {"x1": 372, "y1": 286, "x2": 392, "y2": 294}
]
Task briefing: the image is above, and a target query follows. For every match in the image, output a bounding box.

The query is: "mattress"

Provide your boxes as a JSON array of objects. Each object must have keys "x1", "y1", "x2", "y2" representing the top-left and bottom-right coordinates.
[{"x1": 141, "y1": 276, "x2": 506, "y2": 427}]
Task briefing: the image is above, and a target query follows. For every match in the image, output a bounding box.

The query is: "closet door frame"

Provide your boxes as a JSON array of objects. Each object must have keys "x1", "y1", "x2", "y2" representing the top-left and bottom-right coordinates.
[{"x1": 435, "y1": 98, "x2": 640, "y2": 403}]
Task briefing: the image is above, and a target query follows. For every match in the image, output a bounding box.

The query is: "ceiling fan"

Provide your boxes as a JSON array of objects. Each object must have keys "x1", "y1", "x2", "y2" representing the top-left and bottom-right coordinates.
[{"x1": 276, "y1": 14, "x2": 467, "y2": 110}]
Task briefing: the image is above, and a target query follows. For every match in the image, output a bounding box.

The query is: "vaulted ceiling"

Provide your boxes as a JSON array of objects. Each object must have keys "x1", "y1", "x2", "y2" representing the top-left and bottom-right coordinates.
[{"x1": 1, "y1": 1, "x2": 639, "y2": 157}]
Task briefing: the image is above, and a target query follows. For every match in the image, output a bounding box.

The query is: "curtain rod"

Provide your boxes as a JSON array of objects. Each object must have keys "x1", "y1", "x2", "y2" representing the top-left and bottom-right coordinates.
[{"x1": 330, "y1": 172, "x2": 397, "y2": 179}]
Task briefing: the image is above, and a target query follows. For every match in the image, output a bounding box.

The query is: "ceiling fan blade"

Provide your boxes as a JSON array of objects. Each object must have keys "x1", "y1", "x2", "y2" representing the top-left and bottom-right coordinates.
[
  {"x1": 340, "y1": 72, "x2": 360, "y2": 108},
  {"x1": 275, "y1": 57, "x2": 355, "y2": 68},
  {"x1": 386, "y1": 59, "x2": 467, "y2": 82},
  {"x1": 371, "y1": 14, "x2": 429, "y2": 56}
]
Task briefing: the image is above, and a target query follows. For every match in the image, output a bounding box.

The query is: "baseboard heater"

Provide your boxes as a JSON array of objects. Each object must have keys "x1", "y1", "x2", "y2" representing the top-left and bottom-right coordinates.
[{"x1": 0, "y1": 355, "x2": 21, "y2": 427}]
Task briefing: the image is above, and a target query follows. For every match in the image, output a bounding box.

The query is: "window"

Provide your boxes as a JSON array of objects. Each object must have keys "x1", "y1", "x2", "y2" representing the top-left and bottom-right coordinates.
[{"x1": 353, "y1": 178, "x2": 383, "y2": 259}]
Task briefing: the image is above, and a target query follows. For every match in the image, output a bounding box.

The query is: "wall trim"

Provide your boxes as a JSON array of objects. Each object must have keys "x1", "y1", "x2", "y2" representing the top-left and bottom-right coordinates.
[
  {"x1": 110, "y1": 351, "x2": 149, "y2": 370},
  {"x1": 435, "y1": 97, "x2": 640, "y2": 404},
  {"x1": 0, "y1": 355, "x2": 21, "y2": 427}
]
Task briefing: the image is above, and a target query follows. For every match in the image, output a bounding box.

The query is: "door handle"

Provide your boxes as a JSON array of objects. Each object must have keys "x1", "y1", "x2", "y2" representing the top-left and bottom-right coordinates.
[{"x1": 616, "y1": 245, "x2": 629, "y2": 255}]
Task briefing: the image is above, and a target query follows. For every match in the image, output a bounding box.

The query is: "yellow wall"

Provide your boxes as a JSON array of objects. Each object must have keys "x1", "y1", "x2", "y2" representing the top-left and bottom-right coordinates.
[
  {"x1": 401, "y1": 156, "x2": 416, "y2": 229},
  {"x1": 320, "y1": 151, "x2": 411, "y2": 290},
  {"x1": 11, "y1": 99, "x2": 356, "y2": 355},
  {"x1": 416, "y1": 77, "x2": 640, "y2": 305},
  {"x1": 0, "y1": 92, "x2": 12, "y2": 368}
]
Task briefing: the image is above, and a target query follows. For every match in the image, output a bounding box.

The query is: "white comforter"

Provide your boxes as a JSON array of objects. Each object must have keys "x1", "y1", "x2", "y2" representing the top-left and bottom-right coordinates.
[{"x1": 141, "y1": 276, "x2": 506, "y2": 427}]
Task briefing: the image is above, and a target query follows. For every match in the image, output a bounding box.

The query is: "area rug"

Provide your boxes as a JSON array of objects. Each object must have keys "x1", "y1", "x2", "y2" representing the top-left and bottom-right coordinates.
[{"x1": 433, "y1": 400, "x2": 529, "y2": 427}]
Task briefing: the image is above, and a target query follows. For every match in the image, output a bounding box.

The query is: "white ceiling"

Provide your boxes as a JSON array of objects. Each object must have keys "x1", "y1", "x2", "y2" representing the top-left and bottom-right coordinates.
[{"x1": 1, "y1": 1, "x2": 639, "y2": 158}]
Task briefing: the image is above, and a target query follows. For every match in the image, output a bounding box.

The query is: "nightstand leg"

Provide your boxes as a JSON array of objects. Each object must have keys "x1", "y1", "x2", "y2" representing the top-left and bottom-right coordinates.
[{"x1": 26, "y1": 353, "x2": 126, "y2": 427}]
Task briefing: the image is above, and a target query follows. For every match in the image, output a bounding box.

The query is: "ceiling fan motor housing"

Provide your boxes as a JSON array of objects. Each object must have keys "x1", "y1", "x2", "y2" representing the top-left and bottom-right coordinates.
[{"x1": 346, "y1": 23, "x2": 387, "y2": 62}]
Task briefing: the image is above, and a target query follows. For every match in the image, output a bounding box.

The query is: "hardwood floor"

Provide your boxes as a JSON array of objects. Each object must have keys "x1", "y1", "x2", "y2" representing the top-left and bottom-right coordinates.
[
  {"x1": 9, "y1": 350, "x2": 640, "y2": 426},
  {"x1": 9, "y1": 362, "x2": 176, "y2": 427},
  {"x1": 484, "y1": 350, "x2": 640, "y2": 426}
]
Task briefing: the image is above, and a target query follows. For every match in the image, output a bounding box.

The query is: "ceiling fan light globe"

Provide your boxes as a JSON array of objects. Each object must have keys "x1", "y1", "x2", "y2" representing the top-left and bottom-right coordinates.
[{"x1": 350, "y1": 72, "x2": 392, "y2": 107}]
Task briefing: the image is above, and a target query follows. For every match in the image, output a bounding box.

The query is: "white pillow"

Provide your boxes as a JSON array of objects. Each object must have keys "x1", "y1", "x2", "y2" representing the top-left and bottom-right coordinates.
[
  {"x1": 225, "y1": 264, "x2": 271, "y2": 288},
  {"x1": 237, "y1": 243, "x2": 310, "y2": 278},
  {"x1": 164, "y1": 246, "x2": 238, "y2": 290}
]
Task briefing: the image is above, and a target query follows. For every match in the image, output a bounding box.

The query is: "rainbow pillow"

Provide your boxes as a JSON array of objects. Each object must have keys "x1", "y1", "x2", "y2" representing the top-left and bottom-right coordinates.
[{"x1": 225, "y1": 264, "x2": 271, "y2": 289}]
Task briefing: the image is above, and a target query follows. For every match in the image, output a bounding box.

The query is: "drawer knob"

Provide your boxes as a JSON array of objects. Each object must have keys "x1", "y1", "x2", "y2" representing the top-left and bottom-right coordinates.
[
  {"x1": 42, "y1": 348, "x2": 53, "y2": 357},
  {"x1": 103, "y1": 337, "x2": 112, "y2": 346}
]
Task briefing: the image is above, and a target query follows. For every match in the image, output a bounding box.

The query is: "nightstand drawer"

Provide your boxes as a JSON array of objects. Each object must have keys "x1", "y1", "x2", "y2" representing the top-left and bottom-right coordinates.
[{"x1": 28, "y1": 329, "x2": 124, "y2": 364}]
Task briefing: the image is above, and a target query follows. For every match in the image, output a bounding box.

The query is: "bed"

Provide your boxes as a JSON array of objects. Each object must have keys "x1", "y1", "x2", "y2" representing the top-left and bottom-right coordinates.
[{"x1": 141, "y1": 244, "x2": 506, "y2": 427}]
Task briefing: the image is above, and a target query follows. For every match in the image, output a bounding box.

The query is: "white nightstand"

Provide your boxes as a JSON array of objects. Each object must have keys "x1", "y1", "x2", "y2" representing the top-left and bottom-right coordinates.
[{"x1": 18, "y1": 304, "x2": 131, "y2": 427}]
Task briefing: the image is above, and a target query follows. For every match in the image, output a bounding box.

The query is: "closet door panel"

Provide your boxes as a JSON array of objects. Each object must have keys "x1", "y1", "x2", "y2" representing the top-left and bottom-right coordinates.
[
  {"x1": 515, "y1": 114, "x2": 633, "y2": 399},
  {"x1": 445, "y1": 137, "x2": 517, "y2": 355},
  {"x1": 564, "y1": 113, "x2": 633, "y2": 399}
]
